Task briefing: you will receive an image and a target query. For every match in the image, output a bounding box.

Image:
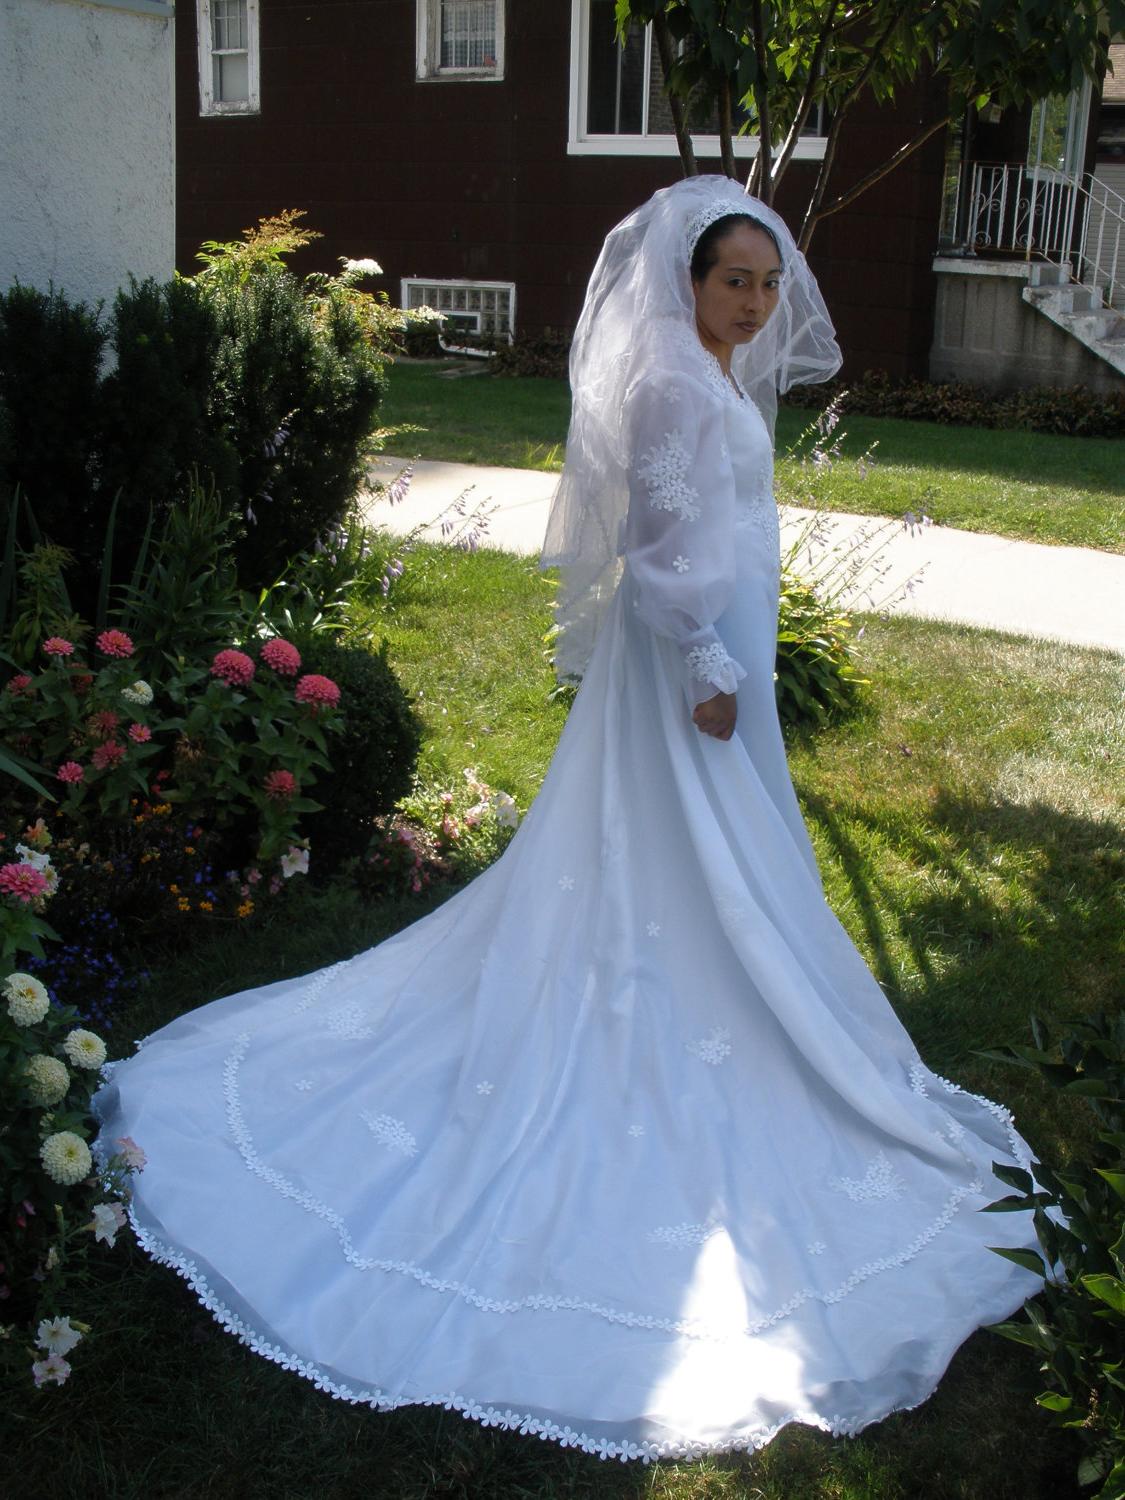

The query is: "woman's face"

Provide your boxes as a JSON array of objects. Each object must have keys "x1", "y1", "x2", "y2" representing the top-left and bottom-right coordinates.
[{"x1": 691, "y1": 222, "x2": 782, "y2": 352}]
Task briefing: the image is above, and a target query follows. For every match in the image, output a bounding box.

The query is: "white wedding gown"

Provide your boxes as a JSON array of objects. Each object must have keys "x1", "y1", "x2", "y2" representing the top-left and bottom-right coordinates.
[{"x1": 93, "y1": 360, "x2": 1040, "y2": 1463}]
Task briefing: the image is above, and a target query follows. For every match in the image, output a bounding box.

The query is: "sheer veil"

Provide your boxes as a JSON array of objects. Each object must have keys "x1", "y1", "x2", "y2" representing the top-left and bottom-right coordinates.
[{"x1": 541, "y1": 176, "x2": 841, "y2": 683}]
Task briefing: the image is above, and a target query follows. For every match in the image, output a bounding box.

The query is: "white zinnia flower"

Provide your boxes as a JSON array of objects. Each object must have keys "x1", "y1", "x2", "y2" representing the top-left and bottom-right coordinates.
[
  {"x1": 121, "y1": 679, "x2": 153, "y2": 705},
  {"x1": 490, "y1": 790, "x2": 519, "y2": 829},
  {"x1": 63, "y1": 1029, "x2": 107, "y2": 1069},
  {"x1": 4, "y1": 971, "x2": 50, "y2": 1026},
  {"x1": 88, "y1": 1202, "x2": 128, "y2": 1247},
  {"x1": 25, "y1": 1055, "x2": 70, "y2": 1106},
  {"x1": 40, "y1": 1131, "x2": 92, "y2": 1186},
  {"x1": 36, "y1": 1315, "x2": 83, "y2": 1356},
  {"x1": 32, "y1": 1352, "x2": 72, "y2": 1387}
]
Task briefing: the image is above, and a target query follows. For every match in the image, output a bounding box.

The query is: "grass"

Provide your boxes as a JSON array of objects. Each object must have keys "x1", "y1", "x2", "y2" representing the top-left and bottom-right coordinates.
[
  {"x1": 11, "y1": 542, "x2": 1123, "y2": 1499},
  {"x1": 377, "y1": 360, "x2": 1125, "y2": 554}
]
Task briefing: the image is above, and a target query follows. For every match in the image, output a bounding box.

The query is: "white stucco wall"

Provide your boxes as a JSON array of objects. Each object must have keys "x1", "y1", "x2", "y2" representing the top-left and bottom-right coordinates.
[{"x1": 0, "y1": 0, "x2": 175, "y2": 313}]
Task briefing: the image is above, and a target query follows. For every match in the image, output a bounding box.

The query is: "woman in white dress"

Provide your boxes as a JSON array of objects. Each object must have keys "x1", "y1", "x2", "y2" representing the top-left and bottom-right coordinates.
[{"x1": 93, "y1": 177, "x2": 1041, "y2": 1463}]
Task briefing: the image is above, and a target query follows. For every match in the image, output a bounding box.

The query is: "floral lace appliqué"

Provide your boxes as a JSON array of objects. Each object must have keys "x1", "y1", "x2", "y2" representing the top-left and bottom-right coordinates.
[
  {"x1": 686, "y1": 1027, "x2": 732, "y2": 1066},
  {"x1": 648, "y1": 1221, "x2": 722, "y2": 1250},
  {"x1": 636, "y1": 431, "x2": 701, "y2": 523},
  {"x1": 326, "y1": 1001, "x2": 374, "y2": 1041},
  {"x1": 684, "y1": 642, "x2": 736, "y2": 688},
  {"x1": 671, "y1": 555, "x2": 691, "y2": 574},
  {"x1": 829, "y1": 1150, "x2": 906, "y2": 1203},
  {"x1": 360, "y1": 1111, "x2": 418, "y2": 1158}
]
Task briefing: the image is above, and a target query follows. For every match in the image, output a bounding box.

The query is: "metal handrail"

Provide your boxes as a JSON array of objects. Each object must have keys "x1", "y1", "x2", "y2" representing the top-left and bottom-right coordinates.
[{"x1": 964, "y1": 161, "x2": 1124, "y2": 311}]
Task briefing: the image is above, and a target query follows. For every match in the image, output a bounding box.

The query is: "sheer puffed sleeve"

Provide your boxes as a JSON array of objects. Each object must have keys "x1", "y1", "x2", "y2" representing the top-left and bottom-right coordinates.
[{"x1": 622, "y1": 370, "x2": 746, "y2": 711}]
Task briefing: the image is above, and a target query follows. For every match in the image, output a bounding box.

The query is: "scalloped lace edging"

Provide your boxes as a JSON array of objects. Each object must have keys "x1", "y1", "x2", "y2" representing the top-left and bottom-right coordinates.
[
  {"x1": 216, "y1": 1030, "x2": 1006, "y2": 1345},
  {"x1": 122, "y1": 1204, "x2": 882, "y2": 1462}
]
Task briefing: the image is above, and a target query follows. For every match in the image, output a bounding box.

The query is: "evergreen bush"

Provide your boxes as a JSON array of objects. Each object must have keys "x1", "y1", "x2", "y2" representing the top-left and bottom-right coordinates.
[{"x1": 297, "y1": 637, "x2": 421, "y2": 879}]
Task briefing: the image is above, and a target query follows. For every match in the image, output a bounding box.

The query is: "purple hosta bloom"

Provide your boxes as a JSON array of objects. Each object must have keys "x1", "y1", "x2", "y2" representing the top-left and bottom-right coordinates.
[
  {"x1": 262, "y1": 421, "x2": 292, "y2": 459},
  {"x1": 386, "y1": 464, "x2": 414, "y2": 507},
  {"x1": 902, "y1": 510, "x2": 934, "y2": 537}
]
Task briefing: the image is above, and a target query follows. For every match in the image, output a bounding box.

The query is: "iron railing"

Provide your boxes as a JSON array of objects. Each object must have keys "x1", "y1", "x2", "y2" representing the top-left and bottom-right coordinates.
[{"x1": 964, "y1": 161, "x2": 1124, "y2": 310}]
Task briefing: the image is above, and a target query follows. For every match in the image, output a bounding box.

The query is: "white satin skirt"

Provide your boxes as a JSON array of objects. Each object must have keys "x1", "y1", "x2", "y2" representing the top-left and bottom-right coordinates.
[{"x1": 93, "y1": 521, "x2": 1041, "y2": 1461}]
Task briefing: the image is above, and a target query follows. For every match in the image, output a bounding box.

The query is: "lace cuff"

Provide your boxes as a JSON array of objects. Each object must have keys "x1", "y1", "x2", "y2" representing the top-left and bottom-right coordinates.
[{"x1": 684, "y1": 641, "x2": 746, "y2": 705}]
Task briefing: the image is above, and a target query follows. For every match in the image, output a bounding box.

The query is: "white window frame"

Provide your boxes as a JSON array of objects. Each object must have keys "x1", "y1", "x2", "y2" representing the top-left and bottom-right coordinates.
[
  {"x1": 568, "y1": 0, "x2": 826, "y2": 160},
  {"x1": 416, "y1": 0, "x2": 506, "y2": 83},
  {"x1": 401, "y1": 277, "x2": 517, "y2": 355},
  {"x1": 197, "y1": 0, "x2": 261, "y2": 117}
]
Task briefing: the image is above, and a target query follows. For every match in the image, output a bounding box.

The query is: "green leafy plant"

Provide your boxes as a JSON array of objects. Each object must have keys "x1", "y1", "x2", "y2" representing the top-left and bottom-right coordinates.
[{"x1": 980, "y1": 1012, "x2": 1125, "y2": 1500}]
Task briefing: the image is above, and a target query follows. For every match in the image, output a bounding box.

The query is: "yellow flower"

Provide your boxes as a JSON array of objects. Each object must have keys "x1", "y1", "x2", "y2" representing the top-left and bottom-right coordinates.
[
  {"x1": 199, "y1": 900, "x2": 213, "y2": 913},
  {"x1": 236, "y1": 900, "x2": 254, "y2": 919},
  {"x1": 168, "y1": 884, "x2": 179, "y2": 895},
  {"x1": 177, "y1": 898, "x2": 191, "y2": 912},
  {"x1": 184, "y1": 846, "x2": 195, "y2": 855}
]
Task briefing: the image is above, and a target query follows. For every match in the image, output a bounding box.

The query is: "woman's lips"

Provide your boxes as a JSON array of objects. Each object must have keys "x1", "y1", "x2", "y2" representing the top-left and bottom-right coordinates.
[{"x1": 736, "y1": 321, "x2": 759, "y2": 333}]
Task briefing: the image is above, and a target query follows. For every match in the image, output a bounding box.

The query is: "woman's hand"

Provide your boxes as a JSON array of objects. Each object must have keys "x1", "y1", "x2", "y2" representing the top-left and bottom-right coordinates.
[{"x1": 692, "y1": 691, "x2": 737, "y2": 741}]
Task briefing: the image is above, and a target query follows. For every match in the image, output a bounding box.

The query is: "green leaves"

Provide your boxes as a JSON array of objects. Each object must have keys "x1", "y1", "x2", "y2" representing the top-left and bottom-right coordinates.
[{"x1": 983, "y1": 1011, "x2": 1125, "y2": 1494}]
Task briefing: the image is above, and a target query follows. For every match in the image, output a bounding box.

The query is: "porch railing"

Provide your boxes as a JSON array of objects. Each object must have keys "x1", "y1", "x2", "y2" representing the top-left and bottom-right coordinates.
[{"x1": 965, "y1": 161, "x2": 1125, "y2": 311}]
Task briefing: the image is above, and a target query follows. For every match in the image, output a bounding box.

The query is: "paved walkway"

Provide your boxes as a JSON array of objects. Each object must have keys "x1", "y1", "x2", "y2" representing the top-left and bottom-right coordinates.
[{"x1": 363, "y1": 457, "x2": 1125, "y2": 657}]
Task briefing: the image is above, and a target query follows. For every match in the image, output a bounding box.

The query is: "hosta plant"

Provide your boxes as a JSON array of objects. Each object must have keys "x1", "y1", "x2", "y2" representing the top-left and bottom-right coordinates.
[{"x1": 980, "y1": 1012, "x2": 1125, "y2": 1500}]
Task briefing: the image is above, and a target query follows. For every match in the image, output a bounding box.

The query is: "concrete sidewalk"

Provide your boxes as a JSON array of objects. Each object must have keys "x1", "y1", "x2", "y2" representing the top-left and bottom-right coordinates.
[{"x1": 363, "y1": 456, "x2": 1124, "y2": 657}]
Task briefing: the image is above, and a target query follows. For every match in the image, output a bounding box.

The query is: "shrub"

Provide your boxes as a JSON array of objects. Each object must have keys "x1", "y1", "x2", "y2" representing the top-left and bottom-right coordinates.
[
  {"x1": 297, "y1": 638, "x2": 421, "y2": 879},
  {"x1": 0, "y1": 284, "x2": 106, "y2": 547},
  {"x1": 981, "y1": 1012, "x2": 1125, "y2": 1500},
  {"x1": 784, "y1": 368, "x2": 1125, "y2": 439}
]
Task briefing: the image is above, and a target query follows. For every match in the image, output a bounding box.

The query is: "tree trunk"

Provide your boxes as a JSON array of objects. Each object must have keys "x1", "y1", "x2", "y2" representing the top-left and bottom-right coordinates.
[
  {"x1": 749, "y1": 0, "x2": 773, "y2": 203},
  {"x1": 653, "y1": 12, "x2": 698, "y2": 177},
  {"x1": 718, "y1": 74, "x2": 738, "y2": 179}
]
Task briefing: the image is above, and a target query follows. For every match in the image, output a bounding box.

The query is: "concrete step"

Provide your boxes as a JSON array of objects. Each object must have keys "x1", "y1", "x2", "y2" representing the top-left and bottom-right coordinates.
[
  {"x1": 1022, "y1": 284, "x2": 1125, "y2": 377},
  {"x1": 1027, "y1": 263, "x2": 1071, "y2": 288}
]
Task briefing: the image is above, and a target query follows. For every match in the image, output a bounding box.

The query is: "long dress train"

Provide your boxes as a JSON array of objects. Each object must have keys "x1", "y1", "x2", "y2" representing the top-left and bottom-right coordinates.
[{"x1": 93, "y1": 368, "x2": 1040, "y2": 1463}]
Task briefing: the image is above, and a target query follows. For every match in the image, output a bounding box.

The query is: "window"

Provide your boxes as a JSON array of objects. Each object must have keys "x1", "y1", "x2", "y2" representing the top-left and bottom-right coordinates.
[
  {"x1": 416, "y1": 1, "x2": 505, "y2": 82},
  {"x1": 402, "y1": 279, "x2": 516, "y2": 352},
  {"x1": 197, "y1": 0, "x2": 260, "y2": 116},
  {"x1": 569, "y1": 0, "x2": 826, "y2": 159}
]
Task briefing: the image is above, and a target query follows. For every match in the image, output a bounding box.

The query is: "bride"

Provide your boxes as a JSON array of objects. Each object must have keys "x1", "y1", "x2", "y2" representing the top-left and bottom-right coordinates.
[{"x1": 94, "y1": 176, "x2": 1041, "y2": 1463}]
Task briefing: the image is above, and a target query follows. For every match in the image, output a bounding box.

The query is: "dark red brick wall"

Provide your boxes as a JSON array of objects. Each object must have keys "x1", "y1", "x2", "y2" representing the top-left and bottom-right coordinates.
[{"x1": 176, "y1": 1, "x2": 947, "y2": 378}]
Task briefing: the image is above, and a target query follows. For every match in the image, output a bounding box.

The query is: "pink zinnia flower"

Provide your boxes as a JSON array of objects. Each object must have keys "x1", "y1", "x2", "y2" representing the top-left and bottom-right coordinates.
[
  {"x1": 86, "y1": 709, "x2": 120, "y2": 741},
  {"x1": 127, "y1": 723, "x2": 151, "y2": 744},
  {"x1": 91, "y1": 741, "x2": 126, "y2": 771},
  {"x1": 210, "y1": 649, "x2": 256, "y2": 688},
  {"x1": 0, "y1": 863, "x2": 50, "y2": 903},
  {"x1": 42, "y1": 637, "x2": 74, "y2": 657},
  {"x1": 96, "y1": 628, "x2": 134, "y2": 659},
  {"x1": 263, "y1": 769, "x2": 297, "y2": 800},
  {"x1": 260, "y1": 638, "x2": 301, "y2": 676},
  {"x1": 6, "y1": 674, "x2": 33, "y2": 696},
  {"x1": 294, "y1": 673, "x2": 340, "y2": 711},
  {"x1": 56, "y1": 761, "x2": 85, "y2": 785}
]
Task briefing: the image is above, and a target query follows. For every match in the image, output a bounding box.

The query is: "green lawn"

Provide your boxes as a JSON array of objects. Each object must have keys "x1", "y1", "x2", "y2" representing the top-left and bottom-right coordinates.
[
  {"x1": 16, "y1": 543, "x2": 1123, "y2": 1499},
  {"x1": 378, "y1": 360, "x2": 1125, "y2": 554}
]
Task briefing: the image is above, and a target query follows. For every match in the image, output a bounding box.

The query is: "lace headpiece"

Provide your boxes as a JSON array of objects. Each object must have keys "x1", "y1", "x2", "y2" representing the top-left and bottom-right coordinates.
[{"x1": 541, "y1": 176, "x2": 841, "y2": 683}]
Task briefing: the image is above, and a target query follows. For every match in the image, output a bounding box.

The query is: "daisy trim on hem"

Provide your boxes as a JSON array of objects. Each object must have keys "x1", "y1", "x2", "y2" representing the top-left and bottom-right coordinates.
[{"x1": 106, "y1": 1202, "x2": 968, "y2": 1465}]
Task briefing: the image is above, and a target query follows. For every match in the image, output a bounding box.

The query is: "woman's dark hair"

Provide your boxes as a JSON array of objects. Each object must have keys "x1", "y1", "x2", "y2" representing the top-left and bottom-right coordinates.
[{"x1": 690, "y1": 213, "x2": 783, "y2": 282}]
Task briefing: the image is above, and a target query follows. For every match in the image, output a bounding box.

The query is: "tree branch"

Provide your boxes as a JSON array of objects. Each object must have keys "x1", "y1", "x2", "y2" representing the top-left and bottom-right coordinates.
[
  {"x1": 653, "y1": 11, "x2": 698, "y2": 177},
  {"x1": 718, "y1": 72, "x2": 738, "y2": 178},
  {"x1": 808, "y1": 114, "x2": 952, "y2": 230},
  {"x1": 768, "y1": 6, "x2": 836, "y2": 195}
]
